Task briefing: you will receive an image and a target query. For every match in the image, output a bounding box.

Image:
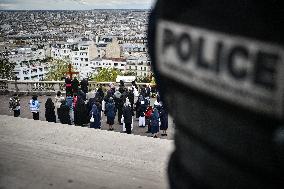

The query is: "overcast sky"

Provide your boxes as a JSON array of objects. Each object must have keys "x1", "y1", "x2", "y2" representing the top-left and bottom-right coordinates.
[{"x1": 0, "y1": 0, "x2": 155, "y2": 10}]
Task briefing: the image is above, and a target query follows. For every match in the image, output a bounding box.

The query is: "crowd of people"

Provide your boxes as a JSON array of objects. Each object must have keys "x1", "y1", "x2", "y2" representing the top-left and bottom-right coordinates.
[{"x1": 9, "y1": 77, "x2": 169, "y2": 138}]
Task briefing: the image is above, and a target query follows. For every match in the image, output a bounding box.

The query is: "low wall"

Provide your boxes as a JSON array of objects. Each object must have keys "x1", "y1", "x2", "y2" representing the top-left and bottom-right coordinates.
[{"x1": 0, "y1": 79, "x2": 153, "y2": 95}]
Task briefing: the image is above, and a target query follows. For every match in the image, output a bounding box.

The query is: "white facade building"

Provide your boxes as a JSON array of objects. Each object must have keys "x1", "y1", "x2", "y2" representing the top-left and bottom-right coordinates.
[{"x1": 126, "y1": 56, "x2": 151, "y2": 77}]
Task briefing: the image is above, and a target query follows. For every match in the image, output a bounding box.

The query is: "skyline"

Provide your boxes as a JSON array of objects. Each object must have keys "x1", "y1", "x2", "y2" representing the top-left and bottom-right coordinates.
[{"x1": 0, "y1": 0, "x2": 155, "y2": 10}]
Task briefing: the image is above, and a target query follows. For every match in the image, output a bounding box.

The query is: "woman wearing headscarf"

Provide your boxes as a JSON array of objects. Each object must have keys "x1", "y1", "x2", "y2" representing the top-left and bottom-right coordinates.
[
  {"x1": 105, "y1": 97, "x2": 116, "y2": 130},
  {"x1": 45, "y1": 98, "x2": 56, "y2": 123},
  {"x1": 89, "y1": 102, "x2": 101, "y2": 129},
  {"x1": 58, "y1": 100, "x2": 71, "y2": 125},
  {"x1": 74, "y1": 96, "x2": 88, "y2": 126},
  {"x1": 151, "y1": 106, "x2": 160, "y2": 138},
  {"x1": 159, "y1": 104, "x2": 168, "y2": 136}
]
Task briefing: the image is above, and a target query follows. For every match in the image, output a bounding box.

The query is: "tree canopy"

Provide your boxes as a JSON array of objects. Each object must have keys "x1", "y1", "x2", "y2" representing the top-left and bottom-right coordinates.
[
  {"x1": 90, "y1": 68, "x2": 122, "y2": 82},
  {"x1": 0, "y1": 58, "x2": 16, "y2": 80},
  {"x1": 44, "y1": 59, "x2": 77, "y2": 81}
]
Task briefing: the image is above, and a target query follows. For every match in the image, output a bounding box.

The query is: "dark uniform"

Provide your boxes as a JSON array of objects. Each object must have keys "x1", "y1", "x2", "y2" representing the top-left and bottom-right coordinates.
[{"x1": 148, "y1": 1, "x2": 284, "y2": 188}]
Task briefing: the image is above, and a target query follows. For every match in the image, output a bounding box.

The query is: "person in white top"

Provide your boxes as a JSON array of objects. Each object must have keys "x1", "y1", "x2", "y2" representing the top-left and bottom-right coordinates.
[{"x1": 55, "y1": 91, "x2": 65, "y2": 120}]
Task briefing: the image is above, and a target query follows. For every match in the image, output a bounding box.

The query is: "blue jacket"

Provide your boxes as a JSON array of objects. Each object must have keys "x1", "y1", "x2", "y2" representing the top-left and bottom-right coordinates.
[{"x1": 105, "y1": 102, "x2": 116, "y2": 119}]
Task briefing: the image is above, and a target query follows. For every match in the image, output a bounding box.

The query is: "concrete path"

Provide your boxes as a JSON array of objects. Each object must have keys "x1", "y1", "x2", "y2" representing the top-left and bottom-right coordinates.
[
  {"x1": 0, "y1": 95, "x2": 175, "y2": 139},
  {"x1": 0, "y1": 115, "x2": 174, "y2": 189}
]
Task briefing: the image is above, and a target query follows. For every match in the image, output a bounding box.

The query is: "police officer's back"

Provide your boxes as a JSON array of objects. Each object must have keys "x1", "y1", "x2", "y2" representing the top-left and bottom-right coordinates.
[{"x1": 148, "y1": 1, "x2": 284, "y2": 188}]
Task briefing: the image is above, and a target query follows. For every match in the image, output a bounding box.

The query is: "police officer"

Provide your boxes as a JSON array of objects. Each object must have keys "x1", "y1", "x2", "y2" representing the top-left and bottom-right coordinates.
[{"x1": 148, "y1": 1, "x2": 284, "y2": 188}]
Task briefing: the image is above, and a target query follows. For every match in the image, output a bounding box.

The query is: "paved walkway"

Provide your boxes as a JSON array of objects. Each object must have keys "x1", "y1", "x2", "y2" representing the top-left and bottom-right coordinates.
[
  {"x1": 0, "y1": 94, "x2": 174, "y2": 139},
  {"x1": 0, "y1": 115, "x2": 174, "y2": 189}
]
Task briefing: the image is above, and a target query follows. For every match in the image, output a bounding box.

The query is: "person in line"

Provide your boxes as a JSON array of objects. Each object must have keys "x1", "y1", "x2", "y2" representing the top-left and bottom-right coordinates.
[
  {"x1": 74, "y1": 96, "x2": 88, "y2": 126},
  {"x1": 138, "y1": 100, "x2": 147, "y2": 127},
  {"x1": 145, "y1": 84, "x2": 151, "y2": 98},
  {"x1": 9, "y1": 94, "x2": 20, "y2": 117},
  {"x1": 58, "y1": 100, "x2": 71, "y2": 125},
  {"x1": 72, "y1": 77, "x2": 80, "y2": 95},
  {"x1": 127, "y1": 87, "x2": 135, "y2": 111},
  {"x1": 65, "y1": 75, "x2": 72, "y2": 96},
  {"x1": 45, "y1": 98, "x2": 56, "y2": 123},
  {"x1": 80, "y1": 78, "x2": 89, "y2": 94},
  {"x1": 105, "y1": 97, "x2": 116, "y2": 131},
  {"x1": 122, "y1": 101, "x2": 133, "y2": 134},
  {"x1": 66, "y1": 93, "x2": 74, "y2": 124},
  {"x1": 151, "y1": 105, "x2": 160, "y2": 138},
  {"x1": 29, "y1": 95, "x2": 40, "y2": 120},
  {"x1": 97, "y1": 85, "x2": 105, "y2": 101},
  {"x1": 159, "y1": 104, "x2": 168, "y2": 136},
  {"x1": 89, "y1": 102, "x2": 101, "y2": 129},
  {"x1": 145, "y1": 106, "x2": 153, "y2": 133},
  {"x1": 114, "y1": 89, "x2": 123, "y2": 125},
  {"x1": 55, "y1": 91, "x2": 64, "y2": 121}
]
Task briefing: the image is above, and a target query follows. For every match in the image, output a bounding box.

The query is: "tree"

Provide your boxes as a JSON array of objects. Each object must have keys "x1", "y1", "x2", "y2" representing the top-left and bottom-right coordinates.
[
  {"x1": 0, "y1": 58, "x2": 16, "y2": 80},
  {"x1": 44, "y1": 59, "x2": 77, "y2": 81},
  {"x1": 91, "y1": 68, "x2": 122, "y2": 82}
]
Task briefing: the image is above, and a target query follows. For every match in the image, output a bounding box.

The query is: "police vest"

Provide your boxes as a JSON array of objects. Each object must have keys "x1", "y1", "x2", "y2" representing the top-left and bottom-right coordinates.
[{"x1": 29, "y1": 100, "x2": 40, "y2": 112}]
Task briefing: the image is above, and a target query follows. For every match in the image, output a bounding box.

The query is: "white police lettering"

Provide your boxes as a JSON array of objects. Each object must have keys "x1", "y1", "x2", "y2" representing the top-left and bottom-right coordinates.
[{"x1": 156, "y1": 20, "x2": 284, "y2": 118}]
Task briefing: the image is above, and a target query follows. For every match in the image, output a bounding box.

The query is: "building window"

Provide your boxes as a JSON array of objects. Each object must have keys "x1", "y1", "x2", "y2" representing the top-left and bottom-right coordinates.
[
  {"x1": 85, "y1": 58, "x2": 88, "y2": 61},
  {"x1": 81, "y1": 58, "x2": 83, "y2": 61}
]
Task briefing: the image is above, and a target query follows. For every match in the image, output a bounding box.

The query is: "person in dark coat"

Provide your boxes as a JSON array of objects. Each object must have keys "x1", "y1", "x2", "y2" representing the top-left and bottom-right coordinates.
[
  {"x1": 127, "y1": 87, "x2": 135, "y2": 110},
  {"x1": 87, "y1": 97, "x2": 96, "y2": 114},
  {"x1": 122, "y1": 102, "x2": 133, "y2": 134},
  {"x1": 151, "y1": 107, "x2": 160, "y2": 138},
  {"x1": 159, "y1": 105, "x2": 168, "y2": 136},
  {"x1": 135, "y1": 95, "x2": 145, "y2": 118},
  {"x1": 89, "y1": 103, "x2": 101, "y2": 129},
  {"x1": 65, "y1": 76, "x2": 73, "y2": 96},
  {"x1": 105, "y1": 97, "x2": 116, "y2": 130},
  {"x1": 45, "y1": 98, "x2": 56, "y2": 123},
  {"x1": 97, "y1": 86, "x2": 105, "y2": 100},
  {"x1": 80, "y1": 78, "x2": 89, "y2": 94},
  {"x1": 72, "y1": 77, "x2": 79, "y2": 95},
  {"x1": 58, "y1": 100, "x2": 71, "y2": 125},
  {"x1": 145, "y1": 84, "x2": 151, "y2": 98},
  {"x1": 74, "y1": 97, "x2": 88, "y2": 126},
  {"x1": 77, "y1": 90, "x2": 87, "y2": 101}
]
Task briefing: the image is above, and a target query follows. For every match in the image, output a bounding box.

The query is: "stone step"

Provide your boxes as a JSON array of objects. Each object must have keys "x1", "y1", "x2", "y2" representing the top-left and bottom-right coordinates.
[{"x1": 0, "y1": 115, "x2": 174, "y2": 189}]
